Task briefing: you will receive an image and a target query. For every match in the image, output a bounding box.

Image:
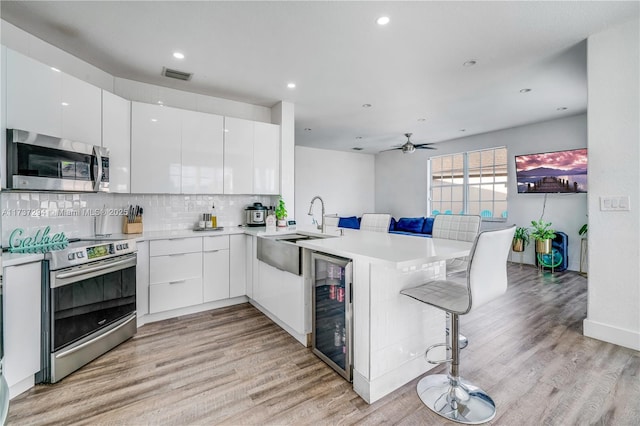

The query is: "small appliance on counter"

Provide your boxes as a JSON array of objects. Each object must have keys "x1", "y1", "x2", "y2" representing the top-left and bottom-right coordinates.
[{"x1": 245, "y1": 202, "x2": 268, "y2": 227}]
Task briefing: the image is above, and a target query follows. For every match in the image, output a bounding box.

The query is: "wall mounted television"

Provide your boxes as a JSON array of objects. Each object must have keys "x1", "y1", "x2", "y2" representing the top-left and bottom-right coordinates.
[{"x1": 515, "y1": 148, "x2": 588, "y2": 193}]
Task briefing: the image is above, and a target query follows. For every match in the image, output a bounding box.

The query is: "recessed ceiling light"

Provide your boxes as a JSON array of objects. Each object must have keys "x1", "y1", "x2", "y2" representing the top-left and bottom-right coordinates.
[
  {"x1": 304, "y1": 128, "x2": 312, "y2": 131},
  {"x1": 520, "y1": 88, "x2": 532, "y2": 93},
  {"x1": 224, "y1": 129, "x2": 229, "y2": 132},
  {"x1": 463, "y1": 60, "x2": 477, "y2": 67},
  {"x1": 557, "y1": 107, "x2": 568, "y2": 111},
  {"x1": 157, "y1": 101, "x2": 164, "y2": 105},
  {"x1": 376, "y1": 16, "x2": 390, "y2": 25},
  {"x1": 173, "y1": 52, "x2": 185, "y2": 59},
  {"x1": 287, "y1": 82, "x2": 296, "y2": 89},
  {"x1": 418, "y1": 118, "x2": 427, "y2": 122},
  {"x1": 51, "y1": 67, "x2": 61, "y2": 72},
  {"x1": 151, "y1": 118, "x2": 158, "y2": 122},
  {"x1": 61, "y1": 102, "x2": 69, "y2": 106},
  {"x1": 352, "y1": 147, "x2": 364, "y2": 151},
  {"x1": 362, "y1": 104, "x2": 372, "y2": 108}
]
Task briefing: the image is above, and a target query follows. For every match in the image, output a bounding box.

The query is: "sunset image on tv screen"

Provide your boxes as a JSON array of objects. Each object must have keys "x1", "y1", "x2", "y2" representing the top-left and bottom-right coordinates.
[{"x1": 515, "y1": 148, "x2": 588, "y2": 193}]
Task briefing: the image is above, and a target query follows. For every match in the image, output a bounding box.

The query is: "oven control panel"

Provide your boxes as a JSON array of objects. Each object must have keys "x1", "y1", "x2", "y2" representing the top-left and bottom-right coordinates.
[{"x1": 48, "y1": 239, "x2": 137, "y2": 270}]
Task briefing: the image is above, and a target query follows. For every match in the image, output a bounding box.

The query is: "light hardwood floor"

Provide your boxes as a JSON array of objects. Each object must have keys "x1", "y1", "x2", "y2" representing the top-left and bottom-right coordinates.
[{"x1": 7, "y1": 264, "x2": 640, "y2": 425}]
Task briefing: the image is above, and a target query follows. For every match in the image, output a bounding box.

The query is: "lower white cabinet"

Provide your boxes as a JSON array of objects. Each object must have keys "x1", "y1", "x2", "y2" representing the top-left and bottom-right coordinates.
[
  {"x1": 135, "y1": 241, "x2": 149, "y2": 317},
  {"x1": 254, "y1": 260, "x2": 306, "y2": 335},
  {"x1": 229, "y1": 234, "x2": 247, "y2": 298},
  {"x1": 3, "y1": 261, "x2": 41, "y2": 397},
  {"x1": 149, "y1": 238, "x2": 203, "y2": 314},
  {"x1": 203, "y1": 236, "x2": 230, "y2": 303}
]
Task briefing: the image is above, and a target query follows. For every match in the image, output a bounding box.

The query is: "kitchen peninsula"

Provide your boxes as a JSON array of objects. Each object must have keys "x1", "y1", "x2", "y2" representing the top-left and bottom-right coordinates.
[{"x1": 296, "y1": 229, "x2": 472, "y2": 403}]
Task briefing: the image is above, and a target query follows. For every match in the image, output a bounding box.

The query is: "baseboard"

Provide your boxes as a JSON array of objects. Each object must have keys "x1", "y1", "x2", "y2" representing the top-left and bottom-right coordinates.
[
  {"x1": 583, "y1": 319, "x2": 640, "y2": 351},
  {"x1": 139, "y1": 296, "x2": 249, "y2": 326},
  {"x1": 9, "y1": 376, "x2": 34, "y2": 400},
  {"x1": 249, "y1": 300, "x2": 309, "y2": 347}
]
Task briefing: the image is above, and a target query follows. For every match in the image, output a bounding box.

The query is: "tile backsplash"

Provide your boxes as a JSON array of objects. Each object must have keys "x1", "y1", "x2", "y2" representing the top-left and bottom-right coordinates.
[{"x1": 0, "y1": 192, "x2": 278, "y2": 246}]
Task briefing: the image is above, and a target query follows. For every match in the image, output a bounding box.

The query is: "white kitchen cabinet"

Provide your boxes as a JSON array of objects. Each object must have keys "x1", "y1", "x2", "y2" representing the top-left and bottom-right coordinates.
[
  {"x1": 6, "y1": 48, "x2": 61, "y2": 137},
  {"x1": 135, "y1": 241, "x2": 149, "y2": 318},
  {"x1": 223, "y1": 117, "x2": 254, "y2": 194},
  {"x1": 5, "y1": 49, "x2": 101, "y2": 146},
  {"x1": 203, "y1": 236, "x2": 230, "y2": 303},
  {"x1": 229, "y1": 234, "x2": 247, "y2": 298},
  {"x1": 181, "y1": 110, "x2": 224, "y2": 194},
  {"x1": 131, "y1": 102, "x2": 182, "y2": 194},
  {"x1": 149, "y1": 238, "x2": 203, "y2": 313},
  {"x1": 61, "y1": 72, "x2": 102, "y2": 146},
  {"x1": 253, "y1": 121, "x2": 280, "y2": 194},
  {"x1": 255, "y1": 260, "x2": 306, "y2": 335},
  {"x1": 102, "y1": 90, "x2": 131, "y2": 193},
  {"x1": 3, "y1": 261, "x2": 41, "y2": 398}
]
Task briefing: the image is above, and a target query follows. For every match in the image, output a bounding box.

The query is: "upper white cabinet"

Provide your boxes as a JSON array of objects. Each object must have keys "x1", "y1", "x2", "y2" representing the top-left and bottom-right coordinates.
[
  {"x1": 61, "y1": 73, "x2": 101, "y2": 145},
  {"x1": 102, "y1": 91, "x2": 131, "y2": 193},
  {"x1": 131, "y1": 102, "x2": 182, "y2": 194},
  {"x1": 6, "y1": 49, "x2": 101, "y2": 145},
  {"x1": 223, "y1": 117, "x2": 254, "y2": 194},
  {"x1": 181, "y1": 110, "x2": 224, "y2": 194},
  {"x1": 224, "y1": 117, "x2": 280, "y2": 195},
  {"x1": 253, "y1": 121, "x2": 280, "y2": 194},
  {"x1": 6, "y1": 49, "x2": 62, "y2": 137}
]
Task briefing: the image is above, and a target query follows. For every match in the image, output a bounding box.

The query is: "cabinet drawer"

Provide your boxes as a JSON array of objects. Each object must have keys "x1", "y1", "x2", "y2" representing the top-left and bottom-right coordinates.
[
  {"x1": 203, "y1": 235, "x2": 229, "y2": 251},
  {"x1": 150, "y1": 237, "x2": 202, "y2": 256},
  {"x1": 149, "y1": 277, "x2": 203, "y2": 314},
  {"x1": 150, "y1": 252, "x2": 202, "y2": 284}
]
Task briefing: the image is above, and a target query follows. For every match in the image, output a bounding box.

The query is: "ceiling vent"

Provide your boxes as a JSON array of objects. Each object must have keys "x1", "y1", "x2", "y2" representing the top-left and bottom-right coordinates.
[{"x1": 161, "y1": 67, "x2": 192, "y2": 81}]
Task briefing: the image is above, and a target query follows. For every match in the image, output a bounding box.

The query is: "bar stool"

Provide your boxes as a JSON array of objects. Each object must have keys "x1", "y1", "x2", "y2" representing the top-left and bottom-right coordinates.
[{"x1": 400, "y1": 225, "x2": 515, "y2": 424}]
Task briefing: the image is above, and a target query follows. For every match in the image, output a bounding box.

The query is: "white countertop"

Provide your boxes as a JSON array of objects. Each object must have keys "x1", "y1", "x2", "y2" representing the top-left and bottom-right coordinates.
[
  {"x1": 296, "y1": 228, "x2": 472, "y2": 269},
  {"x1": 2, "y1": 225, "x2": 470, "y2": 269}
]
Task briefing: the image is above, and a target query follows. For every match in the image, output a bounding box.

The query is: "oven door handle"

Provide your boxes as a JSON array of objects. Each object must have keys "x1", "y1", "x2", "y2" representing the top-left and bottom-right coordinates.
[
  {"x1": 55, "y1": 313, "x2": 137, "y2": 359},
  {"x1": 55, "y1": 255, "x2": 136, "y2": 280}
]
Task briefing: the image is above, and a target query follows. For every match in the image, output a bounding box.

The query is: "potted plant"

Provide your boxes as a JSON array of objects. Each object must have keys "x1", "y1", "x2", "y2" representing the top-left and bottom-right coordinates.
[
  {"x1": 512, "y1": 226, "x2": 530, "y2": 252},
  {"x1": 530, "y1": 219, "x2": 556, "y2": 254},
  {"x1": 275, "y1": 198, "x2": 288, "y2": 227}
]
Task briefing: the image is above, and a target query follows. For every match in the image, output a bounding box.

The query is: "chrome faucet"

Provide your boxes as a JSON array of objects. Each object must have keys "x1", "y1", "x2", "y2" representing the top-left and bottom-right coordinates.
[{"x1": 308, "y1": 196, "x2": 325, "y2": 233}]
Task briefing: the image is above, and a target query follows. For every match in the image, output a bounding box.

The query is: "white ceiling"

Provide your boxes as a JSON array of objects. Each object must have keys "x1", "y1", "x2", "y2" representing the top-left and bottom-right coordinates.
[{"x1": 1, "y1": 1, "x2": 638, "y2": 154}]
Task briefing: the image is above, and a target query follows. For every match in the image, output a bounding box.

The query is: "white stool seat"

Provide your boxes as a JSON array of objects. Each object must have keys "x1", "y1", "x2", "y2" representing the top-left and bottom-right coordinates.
[{"x1": 401, "y1": 280, "x2": 469, "y2": 314}]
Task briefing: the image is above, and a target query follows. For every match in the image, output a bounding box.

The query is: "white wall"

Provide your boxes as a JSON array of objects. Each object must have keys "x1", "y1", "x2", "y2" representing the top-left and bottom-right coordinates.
[
  {"x1": 584, "y1": 18, "x2": 639, "y2": 351},
  {"x1": 295, "y1": 146, "x2": 375, "y2": 226},
  {"x1": 375, "y1": 114, "x2": 588, "y2": 271}
]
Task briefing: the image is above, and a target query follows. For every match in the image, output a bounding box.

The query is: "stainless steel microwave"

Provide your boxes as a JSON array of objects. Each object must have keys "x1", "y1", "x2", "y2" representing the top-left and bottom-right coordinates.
[{"x1": 6, "y1": 129, "x2": 109, "y2": 192}]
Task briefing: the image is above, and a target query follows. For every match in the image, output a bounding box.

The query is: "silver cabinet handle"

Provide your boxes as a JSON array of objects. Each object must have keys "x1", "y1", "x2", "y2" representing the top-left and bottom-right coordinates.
[{"x1": 169, "y1": 280, "x2": 186, "y2": 285}]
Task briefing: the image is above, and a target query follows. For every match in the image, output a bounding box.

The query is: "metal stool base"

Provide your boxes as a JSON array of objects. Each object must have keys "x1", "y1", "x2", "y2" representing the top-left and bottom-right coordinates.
[{"x1": 417, "y1": 374, "x2": 496, "y2": 425}]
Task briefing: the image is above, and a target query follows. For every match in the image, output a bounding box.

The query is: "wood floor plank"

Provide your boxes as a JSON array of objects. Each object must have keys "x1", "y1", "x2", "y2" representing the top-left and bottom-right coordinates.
[{"x1": 6, "y1": 265, "x2": 640, "y2": 425}]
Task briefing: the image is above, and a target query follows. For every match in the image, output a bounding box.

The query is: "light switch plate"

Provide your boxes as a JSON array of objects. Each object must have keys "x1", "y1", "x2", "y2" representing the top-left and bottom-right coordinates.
[{"x1": 600, "y1": 195, "x2": 631, "y2": 211}]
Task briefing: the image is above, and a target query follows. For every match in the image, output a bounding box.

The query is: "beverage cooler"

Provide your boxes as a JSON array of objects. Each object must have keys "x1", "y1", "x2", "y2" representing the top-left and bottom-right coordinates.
[{"x1": 311, "y1": 252, "x2": 353, "y2": 381}]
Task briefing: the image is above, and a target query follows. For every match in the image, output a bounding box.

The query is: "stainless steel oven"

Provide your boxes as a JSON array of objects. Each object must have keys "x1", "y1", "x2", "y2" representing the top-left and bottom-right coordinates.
[
  {"x1": 6, "y1": 128, "x2": 109, "y2": 192},
  {"x1": 39, "y1": 239, "x2": 136, "y2": 383}
]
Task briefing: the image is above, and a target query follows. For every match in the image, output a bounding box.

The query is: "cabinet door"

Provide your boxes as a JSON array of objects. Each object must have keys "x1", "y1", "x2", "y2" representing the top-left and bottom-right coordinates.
[
  {"x1": 223, "y1": 117, "x2": 254, "y2": 194},
  {"x1": 181, "y1": 110, "x2": 224, "y2": 194},
  {"x1": 6, "y1": 49, "x2": 61, "y2": 137},
  {"x1": 131, "y1": 102, "x2": 182, "y2": 193},
  {"x1": 102, "y1": 91, "x2": 131, "y2": 193},
  {"x1": 3, "y1": 262, "x2": 41, "y2": 393},
  {"x1": 203, "y1": 249, "x2": 230, "y2": 302},
  {"x1": 253, "y1": 122, "x2": 280, "y2": 194},
  {"x1": 61, "y1": 73, "x2": 102, "y2": 145},
  {"x1": 229, "y1": 234, "x2": 247, "y2": 298}
]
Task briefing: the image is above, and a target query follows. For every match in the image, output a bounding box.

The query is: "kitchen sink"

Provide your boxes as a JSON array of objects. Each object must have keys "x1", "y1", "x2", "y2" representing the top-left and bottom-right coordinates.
[{"x1": 257, "y1": 233, "x2": 334, "y2": 275}]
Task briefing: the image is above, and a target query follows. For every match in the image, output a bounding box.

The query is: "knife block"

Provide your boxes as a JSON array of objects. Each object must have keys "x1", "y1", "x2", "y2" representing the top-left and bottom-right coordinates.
[{"x1": 123, "y1": 218, "x2": 143, "y2": 234}]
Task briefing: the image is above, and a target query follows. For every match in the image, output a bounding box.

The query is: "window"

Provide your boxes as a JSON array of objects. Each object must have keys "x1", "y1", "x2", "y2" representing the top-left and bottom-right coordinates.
[{"x1": 429, "y1": 147, "x2": 508, "y2": 219}]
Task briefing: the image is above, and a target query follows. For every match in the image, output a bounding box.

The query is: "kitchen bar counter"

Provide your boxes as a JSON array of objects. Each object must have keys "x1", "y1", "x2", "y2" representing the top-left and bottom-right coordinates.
[{"x1": 297, "y1": 228, "x2": 473, "y2": 404}]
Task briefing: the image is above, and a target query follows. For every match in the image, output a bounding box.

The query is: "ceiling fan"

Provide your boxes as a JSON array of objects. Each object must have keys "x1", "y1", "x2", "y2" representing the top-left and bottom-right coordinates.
[{"x1": 383, "y1": 133, "x2": 437, "y2": 154}]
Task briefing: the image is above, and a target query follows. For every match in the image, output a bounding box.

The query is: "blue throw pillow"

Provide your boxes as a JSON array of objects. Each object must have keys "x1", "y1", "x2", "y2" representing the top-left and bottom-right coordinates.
[
  {"x1": 422, "y1": 217, "x2": 434, "y2": 234},
  {"x1": 338, "y1": 216, "x2": 360, "y2": 229},
  {"x1": 389, "y1": 217, "x2": 397, "y2": 231},
  {"x1": 395, "y1": 217, "x2": 425, "y2": 233}
]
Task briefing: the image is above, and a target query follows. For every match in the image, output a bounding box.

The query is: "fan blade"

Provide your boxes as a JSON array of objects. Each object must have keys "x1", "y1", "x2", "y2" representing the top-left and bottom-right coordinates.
[
  {"x1": 415, "y1": 143, "x2": 437, "y2": 150},
  {"x1": 380, "y1": 147, "x2": 402, "y2": 152}
]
